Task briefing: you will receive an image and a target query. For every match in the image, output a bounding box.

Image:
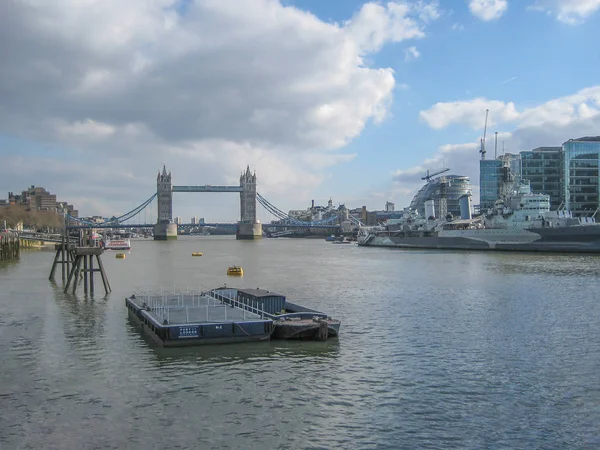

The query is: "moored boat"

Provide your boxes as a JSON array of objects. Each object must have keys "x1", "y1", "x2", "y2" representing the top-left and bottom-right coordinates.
[
  {"x1": 126, "y1": 292, "x2": 274, "y2": 347},
  {"x1": 103, "y1": 238, "x2": 131, "y2": 250},
  {"x1": 227, "y1": 266, "x2": 244, "y2": 276},
  {"x1": 209, "y1": 287, "x2": 341, "y2": 341},
  {"x1": 358, "y1": 180, "x2": 600, "y2": 253}
]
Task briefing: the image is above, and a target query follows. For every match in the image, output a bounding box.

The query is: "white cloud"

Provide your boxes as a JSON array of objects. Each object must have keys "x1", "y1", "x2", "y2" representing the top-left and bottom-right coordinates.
[
  {"x1": 420, "y1": 98, "x2": 520, "y2": 129},
  {"x1": 529, "y1": 0, "x2": 600, "y2": 24},
  {"x1": 404, "y1": 46, "x2": 421, "y2": 61},
  {"x1": 0, "y1": 0, "x2": 440, "y2": 220},
  {"x1": 419, "y1": 86, "x2": 600, "y2": 130},
  {"x1": 345, "y1": 1, "x2": 436, "y2": 53},
  {"x1": 451, "y1": 22, "x2": 465, "y2": 30},
  {"x1": 415, "y1": 0, "x2": 442, "y2": 23},
  {"x1": 468, "y1": 0, "x2": 508, "y2": 21}
]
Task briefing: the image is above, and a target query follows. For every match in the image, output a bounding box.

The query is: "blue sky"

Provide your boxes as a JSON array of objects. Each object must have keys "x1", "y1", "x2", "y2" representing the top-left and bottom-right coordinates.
[
  {"x1": 300, "y1": 0, "x2": 600, "y2": 206},
  {"x1": 1, "y1": 0, "x2": 600, "y2": 222}
]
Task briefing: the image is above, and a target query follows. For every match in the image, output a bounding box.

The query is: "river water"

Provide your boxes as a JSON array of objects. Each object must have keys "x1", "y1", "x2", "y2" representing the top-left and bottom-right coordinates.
[{"x1": 1, "y1": 236, "x2": 600, "y2": 449}]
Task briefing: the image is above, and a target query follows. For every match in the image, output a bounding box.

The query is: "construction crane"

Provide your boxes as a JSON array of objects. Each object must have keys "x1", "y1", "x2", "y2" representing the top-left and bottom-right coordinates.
[
  {"x1": 479, "y1": 109, "x2": 489, "y2": 160},
  {"x1": 421, "y1": 168, "x2": 450, "y2": 183}
]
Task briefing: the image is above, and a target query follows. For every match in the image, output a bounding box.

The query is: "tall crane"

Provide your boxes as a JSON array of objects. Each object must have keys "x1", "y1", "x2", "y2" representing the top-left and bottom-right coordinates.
[
  {"x1": 479, "y1": 109, "x2": 489, "y2": 161},
  {"x1": 421, "y1": 167, "x2": 450, "y2": 183}
]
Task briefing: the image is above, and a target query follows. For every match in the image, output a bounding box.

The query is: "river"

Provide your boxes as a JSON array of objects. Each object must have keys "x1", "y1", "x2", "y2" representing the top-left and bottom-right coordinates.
[{"x1": 1, "y1": 236, "x2": 600, "y2": 449}]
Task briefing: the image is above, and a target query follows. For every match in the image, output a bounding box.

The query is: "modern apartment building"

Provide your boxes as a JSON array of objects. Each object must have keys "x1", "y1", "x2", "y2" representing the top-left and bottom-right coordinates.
[
  {"x1": 478, "y1": 137, "x2": 600, "y2": 216},
  {"x1": 520, "y1": 147, "x2": 563, "y2": 210},
  {"x1": 563, "y1": 137, "x2": 600, "y2": 215},
  {"x1": 479, "y1": 159, "x2": 503, "y2": 211}
]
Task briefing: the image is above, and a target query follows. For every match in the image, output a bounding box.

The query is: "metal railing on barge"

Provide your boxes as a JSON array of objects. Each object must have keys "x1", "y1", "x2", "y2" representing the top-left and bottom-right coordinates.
[
  {"x1": 207, "y1": 289, "x2": 330, "y2": 321},
  {"x1": 132, "y1": 290, "x2": 269, "y2": 325}
]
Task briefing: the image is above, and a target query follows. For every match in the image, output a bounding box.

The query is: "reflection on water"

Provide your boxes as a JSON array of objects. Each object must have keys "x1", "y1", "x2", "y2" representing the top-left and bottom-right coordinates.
[
  {"x1": 488, "y1": 253, "x2": 600, "y2": 277},
  {"x1": 1, "y1": 238, "x2": 600, "y2": 449}
]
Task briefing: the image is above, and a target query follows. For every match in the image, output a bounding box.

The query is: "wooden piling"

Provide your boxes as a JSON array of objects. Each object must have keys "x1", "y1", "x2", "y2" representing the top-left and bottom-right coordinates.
[
  {"x1": 49, "y1": 243, "x2": 76, "y2": 281},
  {"x1": 64, "y1": 247, "x2": 111, "y2": 295},
  {"x1": 0, "y1": 231, "x2": 20, "y2": 261}
]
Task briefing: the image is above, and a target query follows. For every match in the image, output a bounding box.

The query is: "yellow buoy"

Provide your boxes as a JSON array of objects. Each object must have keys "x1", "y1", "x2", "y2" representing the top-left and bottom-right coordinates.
[
  {"x1": 116, "y1": 253, "x2": 126, "y2": 259},
  {"x1": 227, "y1": 266, "x2": 243, "y2": 276},
  {"x1": 192, "y1": 252, "x2": 203, "y2": 257}
]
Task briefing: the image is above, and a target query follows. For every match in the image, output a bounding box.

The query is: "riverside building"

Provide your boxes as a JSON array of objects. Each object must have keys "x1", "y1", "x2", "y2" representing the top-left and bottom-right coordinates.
[
  {"x1": 563, "y1": 137, "x2": 600, "y2": 215},
  {"x1": 409, "y1": 174, "x2": 472, "y2": 219},
  {"x1": 478, "y1": 136, "x2": 600, "y2": 216}
]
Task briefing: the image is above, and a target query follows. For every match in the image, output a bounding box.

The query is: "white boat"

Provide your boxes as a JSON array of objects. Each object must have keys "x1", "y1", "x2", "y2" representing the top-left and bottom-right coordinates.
[{"x1": 103, "y1": 238, "x2": 131, "y2": 250}]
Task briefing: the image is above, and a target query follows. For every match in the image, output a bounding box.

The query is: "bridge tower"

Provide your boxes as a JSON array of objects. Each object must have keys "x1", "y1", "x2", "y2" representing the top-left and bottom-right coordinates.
[
  {"x1": 154, "y1": 165, "x2": 177, "y2": 240},
  {"x1": 237, "y1": 166, "x2": 262, "y2": 240}
]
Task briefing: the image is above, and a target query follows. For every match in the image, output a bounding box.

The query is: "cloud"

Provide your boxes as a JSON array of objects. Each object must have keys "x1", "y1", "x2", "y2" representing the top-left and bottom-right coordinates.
[
  {"x1": 404, "y1": 46, "x2": 421, "y2": 61},
  {"x1": 468, "y1": 0, "x2": 508, "y2": 21},
  {"x1": 419, "y1": 86, "x2": 600, "y2": 130},
  {"x1": 420, "y1": 98, "x2": 520, "y2": 129},
  {"x1": 0, "y1": 0, "x2": 440, "y2": 220},
  {"x1": 345, "y1": 1, "x2": 437, "y2": 53},
  {"x1": 451, "y1": 22, "x2": 465, "y2": 30},
  {"x1": 529, "y1": 0, "x2": 600, "y2": 24}
]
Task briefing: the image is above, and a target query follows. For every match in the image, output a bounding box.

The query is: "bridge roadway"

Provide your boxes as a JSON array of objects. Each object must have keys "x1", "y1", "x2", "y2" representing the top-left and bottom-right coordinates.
[
  {"x1": 172, "y1": 186, "x2": 243, "y2": 193},
  {"x1": 61, "y1": 222, "x2": 340, "y2": 230}
]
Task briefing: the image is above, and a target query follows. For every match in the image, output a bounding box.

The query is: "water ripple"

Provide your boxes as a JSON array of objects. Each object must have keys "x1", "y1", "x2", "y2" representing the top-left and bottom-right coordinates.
[{"x1": 1, "y1": 241, "x2": 600, "y2": 449}]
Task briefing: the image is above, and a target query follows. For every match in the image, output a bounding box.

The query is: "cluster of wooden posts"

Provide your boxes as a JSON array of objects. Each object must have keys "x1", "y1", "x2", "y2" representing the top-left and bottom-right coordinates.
[
  {"x1": 0, "y1": 232, "x2": 19, "y2": 261},
  {"x1": 49, "y1": 230, "x2": 112, "y2": 296}
]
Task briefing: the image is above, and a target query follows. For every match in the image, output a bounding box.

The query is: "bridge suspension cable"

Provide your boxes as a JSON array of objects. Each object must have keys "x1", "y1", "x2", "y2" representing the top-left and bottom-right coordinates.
[
  {"x1": 65, "y1": 193, "x2": 157, "y2": 226},
  {"x1": 256, "y1": 193, "x2": 340, "y2": 227}
]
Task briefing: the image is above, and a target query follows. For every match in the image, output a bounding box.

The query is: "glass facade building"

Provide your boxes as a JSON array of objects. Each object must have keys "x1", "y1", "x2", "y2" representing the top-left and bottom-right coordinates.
[
  {"x1": 520, "y1": 147, "x2": 563, "y2": 210},
  {"x1": 479, "y1": 154, "x2": 520, "y2": 210},
  {"x1": 474, "y1": 136, "x2": 599, "y2": 216},
  {"x1": 563, "y1": 137, "x2": 600, "y2": 215},
  {"x1": 409, "y1": 175, "x2": 472, "y2": 218},
  {"x1": 479, "y1": 160, "x2": 503, "y2": 211}
]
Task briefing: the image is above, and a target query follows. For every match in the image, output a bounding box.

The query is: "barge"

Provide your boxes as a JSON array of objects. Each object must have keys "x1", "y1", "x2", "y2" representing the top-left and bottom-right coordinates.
[
  {"x1": 210, "y1": 287, "x2": 341, "y2": 341},
  {"x1": 126, "y1": 292, "x2": 274, "y2": 347}
]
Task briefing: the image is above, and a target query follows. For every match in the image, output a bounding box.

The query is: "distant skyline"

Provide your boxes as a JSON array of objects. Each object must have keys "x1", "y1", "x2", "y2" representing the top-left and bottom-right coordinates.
[{"x1": 1, "y1": 0, "x2": 600, "y2": 222}]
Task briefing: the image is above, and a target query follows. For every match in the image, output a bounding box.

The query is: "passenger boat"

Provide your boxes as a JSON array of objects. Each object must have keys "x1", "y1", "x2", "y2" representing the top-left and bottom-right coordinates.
[
  {"x1": 103, "y1": 238, "x2": 131, "y2": 250},
  {"x1": 227, "y1": 266, "x2": 244, "y2": 276}
]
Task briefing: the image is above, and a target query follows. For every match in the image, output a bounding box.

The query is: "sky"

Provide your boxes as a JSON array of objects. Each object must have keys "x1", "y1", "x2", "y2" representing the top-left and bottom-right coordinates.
[{"x1": 1, "y1": 0, "x2": 600, "y2": 223}]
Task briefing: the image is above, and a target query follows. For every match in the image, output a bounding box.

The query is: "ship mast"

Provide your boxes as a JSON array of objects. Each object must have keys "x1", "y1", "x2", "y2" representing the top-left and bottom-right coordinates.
[
  {"x1": 439, "y1": 176, "x2": 449, "y2": 219},
  {"x1": 499, "y1": 156, "x2": 514, "y2": 202}
]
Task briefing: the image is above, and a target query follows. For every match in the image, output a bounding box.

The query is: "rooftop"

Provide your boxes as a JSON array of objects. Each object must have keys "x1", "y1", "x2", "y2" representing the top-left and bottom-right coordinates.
[
  {"x1": 237, "y1": 288, "x2": 285, "y2": 298},
  {"x1": 570, "y1": 136, "x2": 600, "y2": 142}
]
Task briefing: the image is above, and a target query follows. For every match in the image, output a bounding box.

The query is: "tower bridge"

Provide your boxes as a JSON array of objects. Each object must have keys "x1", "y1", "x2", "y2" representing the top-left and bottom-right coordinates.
[
  {"x1": 61, "y1": 165, "x2": 348, "y2": 235},
  {"x1": 156, "y1": 165, "x2": 262, "y2": 240}
]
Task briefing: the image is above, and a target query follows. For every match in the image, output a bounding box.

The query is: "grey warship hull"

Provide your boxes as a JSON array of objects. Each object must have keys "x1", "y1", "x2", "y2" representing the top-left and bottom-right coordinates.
[{"x1": 358, "y1": 225, "x2": 600, "y2": 253}]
